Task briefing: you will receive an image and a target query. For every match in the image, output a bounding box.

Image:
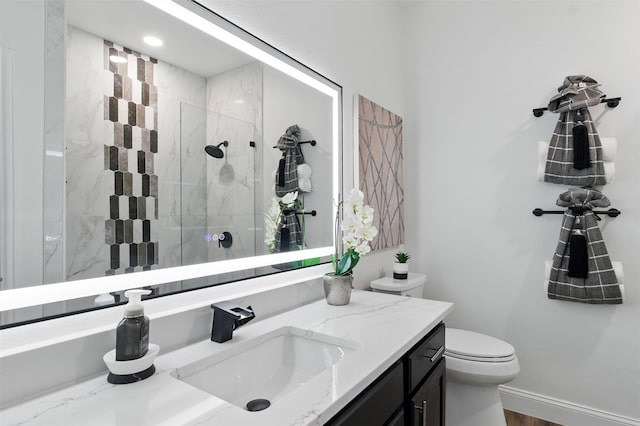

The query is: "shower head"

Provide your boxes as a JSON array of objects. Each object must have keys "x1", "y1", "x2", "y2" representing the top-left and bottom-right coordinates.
[{"x1": 204, "y1": 141, "x2": 229, "y2": 158}]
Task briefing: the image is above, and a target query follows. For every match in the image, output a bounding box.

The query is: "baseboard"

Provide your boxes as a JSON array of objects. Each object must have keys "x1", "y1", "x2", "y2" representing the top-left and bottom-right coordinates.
[{"x1": 500, "y1": 385, "x2": 640, "y2": 426}]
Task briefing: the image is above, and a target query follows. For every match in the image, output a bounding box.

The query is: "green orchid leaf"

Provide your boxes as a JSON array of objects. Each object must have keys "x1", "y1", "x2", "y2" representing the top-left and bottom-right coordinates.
[
  {"x1": 337, "y1": 255, "x2": 352, "y2": 275},
  {"x1": 349, "y1": 254, "x2": 360, "y2": 271}
]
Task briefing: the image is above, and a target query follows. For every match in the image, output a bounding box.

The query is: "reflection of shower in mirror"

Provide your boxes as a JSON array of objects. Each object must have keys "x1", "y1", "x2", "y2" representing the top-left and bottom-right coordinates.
[{"x1": 204, "y1": 141, "x2": 229, "y2": 159}]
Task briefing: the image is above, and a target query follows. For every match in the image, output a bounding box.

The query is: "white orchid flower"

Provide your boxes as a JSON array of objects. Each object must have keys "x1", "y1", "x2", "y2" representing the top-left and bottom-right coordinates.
[
  {"x1": 358, "y1": 205, "x2": 374, "y2": 224},
  {"x1": 345, "y1": 189, "x2": 364, "y2": 213},
  {"x1": 355, "y1": 243, "x2": 371, "y2": 256},
  {"x1": 264, "y1": 197, "x2": 283, "y2": 251},
  {"x1": 355, "y1": 224, "x2": 378, "y2": 242},
  {"x1": 340, "y1": 215, "x2": 360, "y2": 233}
]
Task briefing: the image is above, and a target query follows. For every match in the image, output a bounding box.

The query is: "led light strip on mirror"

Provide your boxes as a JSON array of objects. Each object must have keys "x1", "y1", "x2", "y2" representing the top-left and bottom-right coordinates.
[{"x1": 0, "y1": 248, "x2": 332, "y2": 311}]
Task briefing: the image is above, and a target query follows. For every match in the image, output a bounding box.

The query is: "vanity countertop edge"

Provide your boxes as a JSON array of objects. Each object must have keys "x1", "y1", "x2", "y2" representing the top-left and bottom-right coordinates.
[{"x1": 0, "y1": 291, "x2": 453, "y2": 426}]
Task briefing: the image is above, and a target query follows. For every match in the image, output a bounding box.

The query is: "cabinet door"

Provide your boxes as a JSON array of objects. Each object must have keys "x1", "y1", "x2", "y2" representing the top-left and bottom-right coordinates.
[
  {"x1": 407, "y1": 323, "x2": 445, "y2": 393},
  {"x1": 409, "y1": 358, "x2": 446, "y2": 426},
  {"x1": 387, "y1": 408, "x2": 404, "y2": 426},
  {"x1": 327, "y1": 361, "x2": 404, "y2": 426}
]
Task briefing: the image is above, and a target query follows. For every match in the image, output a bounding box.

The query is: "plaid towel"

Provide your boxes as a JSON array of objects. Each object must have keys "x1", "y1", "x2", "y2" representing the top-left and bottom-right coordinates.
[
  {"x1": 275, "y1": 125, "x2": 305, "y2": 197},
  {"x1": 548, "y1": 188, "x2": 622, "y2": 304},
  {"x1": 548, "y1": 75, "x2": 604, "y2": 113},
  {"x1": 275, "y1": 210, "x2": 302, "y2": 252},
  {"x1": 544, "y1": 76, "x2": 607, "y2": 186}
]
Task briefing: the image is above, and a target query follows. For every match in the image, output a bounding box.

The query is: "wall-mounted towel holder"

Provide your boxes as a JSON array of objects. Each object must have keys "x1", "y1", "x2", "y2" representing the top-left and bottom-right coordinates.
[
  {"x1": 273, "y1": 140, "x2": 317, "y2": 148},
  {"x1": 283, "y1": 209, "x2": 317, "y2": 217},
  {"x1": 532, "y1": 207, "x2": 621, "y2": 218},
  {"x1": 532, "y1": 97, "x2": 622, "y2": 117}
]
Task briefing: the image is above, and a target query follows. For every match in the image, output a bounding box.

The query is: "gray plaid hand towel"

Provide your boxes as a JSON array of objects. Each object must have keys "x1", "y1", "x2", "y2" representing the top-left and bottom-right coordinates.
[
  {"x1": 275, "y1": 125, "x2": 305, "y2": 197},
  {"x1": 548, "y1": 188, "x2": 622, "y2": 304},
  {"x1": 275, "y1": 209, "x2": 302, "y2": 252},
  {"x1": 544, "y1": 76, "x2": 607, "y2": 186}
]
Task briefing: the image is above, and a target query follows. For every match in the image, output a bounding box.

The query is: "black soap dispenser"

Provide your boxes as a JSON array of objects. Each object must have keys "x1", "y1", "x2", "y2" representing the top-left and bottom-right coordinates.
[{"x1": 116, "y1": 289, "x2": 151, "y2": 361}]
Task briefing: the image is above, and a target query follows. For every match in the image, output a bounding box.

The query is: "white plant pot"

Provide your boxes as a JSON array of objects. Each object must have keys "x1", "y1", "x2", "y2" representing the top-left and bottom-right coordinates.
[{"x1": 393, "y1": 262, "x2": 409, "y2": 280}]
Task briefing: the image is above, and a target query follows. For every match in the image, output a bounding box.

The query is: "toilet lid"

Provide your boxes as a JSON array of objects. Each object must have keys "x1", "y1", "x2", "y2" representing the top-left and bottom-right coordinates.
[
  {"x1": 370, "y1": 273, "x2": 427, "y2": 292},
  {"x1": 445, "y1": 328, "x2": 516, "y2": 362}
]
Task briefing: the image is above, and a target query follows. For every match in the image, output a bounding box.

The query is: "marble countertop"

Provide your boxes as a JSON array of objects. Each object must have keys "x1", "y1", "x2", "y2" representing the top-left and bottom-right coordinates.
[{"x1": 1, "y1": 291, "x2": 453, "y2": 426}]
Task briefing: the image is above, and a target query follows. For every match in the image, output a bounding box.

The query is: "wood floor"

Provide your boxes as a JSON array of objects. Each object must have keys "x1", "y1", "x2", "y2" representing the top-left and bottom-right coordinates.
[{"x1": 505, "y1": 410, "x2": 563, "y2": 426}]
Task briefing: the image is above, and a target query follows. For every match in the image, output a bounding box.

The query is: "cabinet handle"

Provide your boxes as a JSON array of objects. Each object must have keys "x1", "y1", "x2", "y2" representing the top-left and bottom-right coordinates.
[
  {"x1": 424, "y1": 345, "x2": 444, "y2": 362},
  {"x1": 414, "y1": 400, "x2": 428, "y2": 426}
]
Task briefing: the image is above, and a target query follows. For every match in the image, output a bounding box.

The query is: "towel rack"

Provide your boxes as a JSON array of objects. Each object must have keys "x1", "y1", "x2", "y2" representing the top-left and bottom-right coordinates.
[
  {"x1": 532, "y1": 208, "x2": 621, "y2": 217},
  {"x1": 282, "y1": 209, "x2": 317, "y2": 217},
  {"x1": 532, "y1": 97, "x2": 622, "y2": 117},
  {"x1": 272, "y1": 140, "x2": 317, "y2": 148}
]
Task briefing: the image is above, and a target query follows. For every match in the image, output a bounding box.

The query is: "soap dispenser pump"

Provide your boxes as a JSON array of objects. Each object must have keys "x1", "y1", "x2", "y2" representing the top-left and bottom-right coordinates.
[
  {"x1": 116, "y1": 289, "x2": 151, "y2": 361},
  {"x1": 104, "y1": 289, "x2": 159, "y2": 385}
]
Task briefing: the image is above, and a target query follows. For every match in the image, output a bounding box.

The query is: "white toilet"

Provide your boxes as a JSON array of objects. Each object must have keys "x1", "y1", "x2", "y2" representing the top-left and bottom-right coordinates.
[
  {"x1": 371, "y1": 274, "x2": 520, "y2": 426},
  {"x1": 445, "y1": 328, "x2": 519, "y2": 426}
]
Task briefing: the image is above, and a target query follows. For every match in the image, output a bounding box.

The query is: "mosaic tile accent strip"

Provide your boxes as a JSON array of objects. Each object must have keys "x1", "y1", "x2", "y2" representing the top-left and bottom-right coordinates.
[
  {"x1": 357, "y1": 95, "x2": 405, "y2": 250},
  {"x1": 104, "y1": 40, "x2": 158, "y2": 274}
]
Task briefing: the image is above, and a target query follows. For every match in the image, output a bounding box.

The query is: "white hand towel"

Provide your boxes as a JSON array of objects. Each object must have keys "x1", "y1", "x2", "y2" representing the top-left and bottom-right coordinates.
[
  {"x1": 544, "y1": 260, "x2": 624, "y2": 300},
  {"x1": 297, "y1": 163, "x2": 312, "y2": 192},
  {"x1": 600, "y1": 137, "x2": 618, "y2": 162},
  {"x1": 298, "y1": 177, "x2": 312, "y2": 192},
  {"x1": 603, "y1": 161, "x2": 615, "y2": 184},
  {"x1": 538, "y1": 141, "x2": 548, "y2": 162}
]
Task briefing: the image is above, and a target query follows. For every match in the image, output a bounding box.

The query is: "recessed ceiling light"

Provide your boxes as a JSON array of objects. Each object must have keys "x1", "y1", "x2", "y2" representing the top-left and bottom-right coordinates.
[
  {"x1": 143, "y1": 36, "x2": 163, "y2": 47},
  {"x1": 109, "y1": 55, "x2": 128, "y2": 64}
]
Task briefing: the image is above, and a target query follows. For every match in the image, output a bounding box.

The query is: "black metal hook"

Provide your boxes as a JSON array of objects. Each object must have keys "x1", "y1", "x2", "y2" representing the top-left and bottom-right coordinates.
[{"x1": 532, "y1": 97, "x2": 622, "y2": 117}]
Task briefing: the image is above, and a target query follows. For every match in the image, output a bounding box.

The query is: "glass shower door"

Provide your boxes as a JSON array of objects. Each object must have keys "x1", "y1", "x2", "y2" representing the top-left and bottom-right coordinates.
[{"x1": 180, "y1": 102, "x2": 261, "y2": 289}]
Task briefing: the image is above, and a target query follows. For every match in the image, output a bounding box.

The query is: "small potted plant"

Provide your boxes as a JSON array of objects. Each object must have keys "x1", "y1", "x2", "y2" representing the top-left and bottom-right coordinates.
[{"x1": 393, "y1": 251, "x2": 411, "y2": 280}]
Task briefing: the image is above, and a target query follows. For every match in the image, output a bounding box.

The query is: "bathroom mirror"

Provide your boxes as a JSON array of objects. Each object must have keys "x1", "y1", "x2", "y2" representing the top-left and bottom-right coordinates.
[{"x1": 0, "y1": 0, "x2": 341, "y2": 325}]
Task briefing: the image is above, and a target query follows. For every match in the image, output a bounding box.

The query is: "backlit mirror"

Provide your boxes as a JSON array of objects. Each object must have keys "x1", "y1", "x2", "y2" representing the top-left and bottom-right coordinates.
[{"x1": 0, "y1": 0, "x2": 341, "y2": 326}]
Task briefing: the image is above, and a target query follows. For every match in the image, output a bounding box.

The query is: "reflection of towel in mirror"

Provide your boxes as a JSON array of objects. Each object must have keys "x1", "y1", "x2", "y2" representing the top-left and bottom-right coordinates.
[
  {"x1": 297, "y1": 163, "x2": 312, "y2": 193},
  {"x1": 275, "y1": 125, "x2": 305, "y2": 197},
  {"x1": 275, "y1": 210, "x2": 302, "y2": 252},
  {"x1": 547, "y1": 188, "x2": 622, "y2": 304},
  {"x1": 544, "y1": 75, "x2": 607, "y2": 186}
]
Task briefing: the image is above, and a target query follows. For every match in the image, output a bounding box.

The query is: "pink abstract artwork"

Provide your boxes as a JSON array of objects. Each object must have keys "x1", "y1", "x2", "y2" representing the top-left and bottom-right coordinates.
[{"x1": 357, "y1": 95, "x2": 404, "y2": 250}]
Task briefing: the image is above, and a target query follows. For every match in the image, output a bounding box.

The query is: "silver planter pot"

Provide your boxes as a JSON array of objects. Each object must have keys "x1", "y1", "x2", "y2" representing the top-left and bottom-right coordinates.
[{"x1": 322, "y1": 273, "x2": 353, "y2": 306}]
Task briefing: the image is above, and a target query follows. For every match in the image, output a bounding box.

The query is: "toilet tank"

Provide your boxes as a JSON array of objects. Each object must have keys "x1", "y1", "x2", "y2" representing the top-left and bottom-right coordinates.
[{"x1": 370, "y1": 273, "x2": 427, "y2": 298}]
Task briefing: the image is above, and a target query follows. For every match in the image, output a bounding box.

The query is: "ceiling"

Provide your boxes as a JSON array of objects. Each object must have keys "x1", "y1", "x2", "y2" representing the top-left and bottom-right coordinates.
[{"x1": 66, "y1": 0, "x2": 255, "y2": 78}]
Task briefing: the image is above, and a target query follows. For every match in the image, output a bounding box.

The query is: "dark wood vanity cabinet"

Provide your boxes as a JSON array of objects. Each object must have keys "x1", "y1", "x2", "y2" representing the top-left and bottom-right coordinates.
[
  {"x1": 406, "y1": 322, "x2": 446, "y2": 426},
  {"x1": 408, "y1": 358, "x2": 445, "y2": 426},
  {"x1": 326, "y1": 323, "x2": 446, "y2": 426}
]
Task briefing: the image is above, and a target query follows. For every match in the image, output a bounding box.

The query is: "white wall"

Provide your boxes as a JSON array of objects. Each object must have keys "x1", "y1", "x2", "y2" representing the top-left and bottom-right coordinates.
[
  {"x1": 402, "y1": 0, "x2": 640, "y2": 421},
  {"x1": 203, "y1": 0, "x2": 407, "y2": 285}
]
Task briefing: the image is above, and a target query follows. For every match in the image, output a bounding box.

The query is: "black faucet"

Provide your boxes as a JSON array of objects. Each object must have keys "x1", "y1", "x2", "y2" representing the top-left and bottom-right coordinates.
[{"x1": 210, "y1": 301, "x2": 255, "y2": 343}]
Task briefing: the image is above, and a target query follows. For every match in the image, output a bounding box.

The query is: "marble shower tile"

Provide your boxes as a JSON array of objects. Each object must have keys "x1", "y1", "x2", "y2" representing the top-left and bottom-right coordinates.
[
  {"x1": 158, "y1": 215, "x2": 183, "y2": 269},
  {"x1": 66, "y1": 27, "x2": 107, "y2": 146},
  {"x1": 205, "y1": 61, "x2": 262, "y2": 126},
  {"x1": 66, "y1": 216, "x2": 108, "y2": 281},
  {"x1": 44, "y1": 0, "x2": 66, "y2": 284}
]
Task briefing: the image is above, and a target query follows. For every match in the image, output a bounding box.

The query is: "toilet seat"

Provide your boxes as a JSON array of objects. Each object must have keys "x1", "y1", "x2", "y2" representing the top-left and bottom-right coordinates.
[{"x1": 445, "y1": 328, "x2": 515, "y2": 362}]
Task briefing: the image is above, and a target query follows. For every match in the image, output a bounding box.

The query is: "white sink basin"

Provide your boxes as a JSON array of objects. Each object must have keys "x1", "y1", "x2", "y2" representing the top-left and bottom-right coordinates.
[{"x1": 172, "y1": 326, "x2": 360, "y2": 410}]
